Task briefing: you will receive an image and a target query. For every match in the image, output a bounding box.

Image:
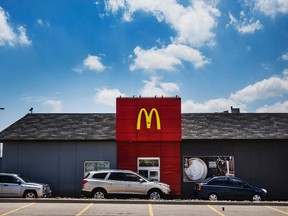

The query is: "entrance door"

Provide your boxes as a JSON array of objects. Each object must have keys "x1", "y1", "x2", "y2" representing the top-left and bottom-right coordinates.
[{"x1": 138, "y1": 158, "x2": 160, "y2": 181}]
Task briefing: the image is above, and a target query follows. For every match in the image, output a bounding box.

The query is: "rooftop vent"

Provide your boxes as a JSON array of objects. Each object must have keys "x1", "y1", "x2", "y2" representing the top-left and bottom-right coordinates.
[{"x1": 231, "y1": 106, "x2": 240, "y2": 113}]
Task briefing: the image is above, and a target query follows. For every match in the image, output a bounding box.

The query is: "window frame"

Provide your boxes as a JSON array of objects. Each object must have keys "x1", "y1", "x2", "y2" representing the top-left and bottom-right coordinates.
[{"x1": 137, "y1": 157, "x2": 160, "y2": 181}]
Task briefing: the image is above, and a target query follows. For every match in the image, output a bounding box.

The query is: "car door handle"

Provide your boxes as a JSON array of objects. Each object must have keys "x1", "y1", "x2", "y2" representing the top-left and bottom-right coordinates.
[{"x1": 3, "y1": 184, "x2": 9, "y2": 186}]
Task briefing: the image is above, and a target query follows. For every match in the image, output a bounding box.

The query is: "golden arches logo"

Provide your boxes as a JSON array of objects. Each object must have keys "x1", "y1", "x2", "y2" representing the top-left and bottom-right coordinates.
[{"x1": 136, "y1": 108, "x2": 161, "y2": 130}]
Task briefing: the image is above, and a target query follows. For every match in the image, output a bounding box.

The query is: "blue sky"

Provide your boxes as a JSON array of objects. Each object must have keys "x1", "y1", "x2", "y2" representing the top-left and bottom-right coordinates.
[{"x1": 0, "y1": 0, "x2": 288, "y2": 131}]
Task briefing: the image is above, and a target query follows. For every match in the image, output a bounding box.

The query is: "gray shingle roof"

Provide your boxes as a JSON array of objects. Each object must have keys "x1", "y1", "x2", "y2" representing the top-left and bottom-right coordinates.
[
  {"x1": 182, "y1": 113, "x2": 288, "y2": 139},
  {"x1": 0, "y1": 113, "x2": 287, "y2": 141},
  {"x1": 0, "y1": 114, "x2": 116, "y2": 141}
]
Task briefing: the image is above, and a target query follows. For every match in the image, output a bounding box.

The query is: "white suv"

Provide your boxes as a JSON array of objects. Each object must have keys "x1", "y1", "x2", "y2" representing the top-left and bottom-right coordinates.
[
  {"x1": 0, "y1": 173, "x2": 52, "y2": 198},
  {"x1": 81, "y1": 170, "x2": 171, "y2": 200}
]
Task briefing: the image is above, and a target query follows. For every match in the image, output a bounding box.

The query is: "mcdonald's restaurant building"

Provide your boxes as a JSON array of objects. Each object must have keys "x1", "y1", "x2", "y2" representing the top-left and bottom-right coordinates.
[{"x1": 0, "y1": 97, "x2": 288, "y2": 200}]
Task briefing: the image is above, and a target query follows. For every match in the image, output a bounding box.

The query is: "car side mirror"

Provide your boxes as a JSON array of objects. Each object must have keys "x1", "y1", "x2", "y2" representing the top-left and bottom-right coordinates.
[
  {"x1": 16, "y1": 179, "x2": 22, "y2": 185},
  {"x1": 139, "y1": 178, "x2": 144, "y2": 183}
]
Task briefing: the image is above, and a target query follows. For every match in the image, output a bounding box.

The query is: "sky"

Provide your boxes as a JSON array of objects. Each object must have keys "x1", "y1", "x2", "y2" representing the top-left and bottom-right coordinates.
[{"x1": 0, "y1": 0, "x2": 288, "y2": 131}]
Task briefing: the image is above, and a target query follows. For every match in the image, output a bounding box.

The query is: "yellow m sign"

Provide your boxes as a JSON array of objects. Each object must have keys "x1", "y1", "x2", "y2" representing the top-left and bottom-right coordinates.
[{"x1": 136, "y1": 108, "x2": 161, "y2": 130}]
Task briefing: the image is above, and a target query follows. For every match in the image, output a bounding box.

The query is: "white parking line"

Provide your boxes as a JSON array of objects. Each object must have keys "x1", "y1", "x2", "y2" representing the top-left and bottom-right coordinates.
[
  {"x1": 207, "y1": 205, "x2": 225, "y2": 216},
  {"x1": 75, "y1": 203, "x2": 93, "y2": 216},
  {"x1": 148, "y1": 204, "x2": 154, "y2": 216},
  {"x1": 265, "y1": 206, "x2": 288, "y2": 215},
  {"x1": 0, "y1": 203, "x2": 35, "y2": 216}
]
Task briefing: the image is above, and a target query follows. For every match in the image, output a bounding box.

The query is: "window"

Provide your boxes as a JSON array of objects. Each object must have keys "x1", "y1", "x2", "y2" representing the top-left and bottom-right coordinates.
[
  {"x1": 138, "y1": 158, "x2": 160, "y2": 181},
  {"x1": 84, "y1": 161, "x2": 110, "y2": 176},
  {"x1": 125, "y1": 173, "x2": 141, "y2": 182},
  {"x1": 0, "y1": 176, "x2": 19, "y2": 184},
  {"x1": 230, "y1": 178, "x2": 244, "y2": 187},
  {"x1": 92, "y1": 173, "x2": 108, "y2": 180},
  {"x1": 209, "y1": 178, "x2": 230, "y2": 186},
  {"x1": 108, "y1": 172, "x2": 125, "y2": 181}
]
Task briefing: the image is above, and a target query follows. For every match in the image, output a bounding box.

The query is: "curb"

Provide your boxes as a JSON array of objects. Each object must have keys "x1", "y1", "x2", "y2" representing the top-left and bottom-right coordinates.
[{"x1": 0, "y1": 198, "x2": 287, "y2": 206}]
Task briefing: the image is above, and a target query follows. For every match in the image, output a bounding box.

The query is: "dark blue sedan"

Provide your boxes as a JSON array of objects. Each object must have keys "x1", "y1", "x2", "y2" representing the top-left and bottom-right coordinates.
[{"x1": 193, "y1": 176, "x2": 268, "y2": 201}]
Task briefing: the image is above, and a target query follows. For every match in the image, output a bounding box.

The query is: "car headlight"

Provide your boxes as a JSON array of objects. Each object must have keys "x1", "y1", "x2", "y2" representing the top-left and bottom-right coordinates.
[
  {"x1": 160, "y1": 183, "x2": 167, "y2": 187},
  {"x1": 159, "y1": 183, "x2": 170, "y2": 190},
  {"x1": 262, "y1": 188, "x2": 267, "y2": 193}
]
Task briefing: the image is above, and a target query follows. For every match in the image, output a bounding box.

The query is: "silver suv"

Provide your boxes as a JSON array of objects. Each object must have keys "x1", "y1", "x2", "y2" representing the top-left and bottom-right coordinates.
[
  {"x1": 0, "y1": 173, "x2": 52, "y2": 198},
  {"x1": 81, "y1": 170, "x2": 171, "y2": 200}
]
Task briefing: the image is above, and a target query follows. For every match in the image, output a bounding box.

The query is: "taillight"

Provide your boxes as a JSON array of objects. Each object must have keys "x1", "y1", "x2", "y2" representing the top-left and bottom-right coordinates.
[
  {"x1": 82, "y1": 179, "x2": 88, "y2": 184},
  {"x1": 196, "y1": 185, "x2": 202, "y2": 190}
]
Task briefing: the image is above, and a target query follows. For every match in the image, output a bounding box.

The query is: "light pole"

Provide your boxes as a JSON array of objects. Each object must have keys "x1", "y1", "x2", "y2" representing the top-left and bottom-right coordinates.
[{"x1": 0, "y1": 108, "x2": 4, "y2": 132}]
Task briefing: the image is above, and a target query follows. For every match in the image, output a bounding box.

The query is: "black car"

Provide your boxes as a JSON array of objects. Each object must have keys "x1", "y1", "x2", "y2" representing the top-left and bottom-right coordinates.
[{"x1": 193, "y1": 176, "x2": 268, "y2": 201}]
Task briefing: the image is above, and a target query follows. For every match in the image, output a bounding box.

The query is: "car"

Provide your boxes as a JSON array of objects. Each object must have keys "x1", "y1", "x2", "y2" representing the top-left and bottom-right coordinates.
[
  {"x1": 81, "y1": 170, "x2": 171, "y2": 200},
  {"x1": 193, "y1": 176, "x2": 268, "y2": 201},
  {"x1": 0, "y1": 173, "x2": 52, "y2": 198}
]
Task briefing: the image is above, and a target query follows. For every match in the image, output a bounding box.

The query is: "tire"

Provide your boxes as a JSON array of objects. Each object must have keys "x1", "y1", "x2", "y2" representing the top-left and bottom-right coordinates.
[
  {"x1": 92, "y1": 189, "x2": 107, "y2": 199},
  {"x1": 23, "y1": 191, "x2": 37, "y2": 198},
  {"x1": 252, "y1": 194, "x2": 262, "y2": 201},
  {"x1": 148, "y1": 189, "x2": 162, "y2": 200},
  {"x1": 208, "y1": 193, "x2": 218, "y2": 201}
]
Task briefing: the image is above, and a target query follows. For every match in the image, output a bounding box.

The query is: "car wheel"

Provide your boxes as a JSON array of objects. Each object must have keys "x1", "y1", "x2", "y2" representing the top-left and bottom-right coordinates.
[
  {"x1": 23, "y1": 191, "x2": 37, "y2": 198},
  {"x1": 148, "y1": 189, "x2": 162, "y2": 200},
  {"x1": 92, "y1": 189, "x2": 107, "y2": 199},
  {"x1": 208, "y1": 193, "x2": 218, "y2": 201},
  {"x1": 252, "y1": 194, "x2": 262, "y2": 201}
]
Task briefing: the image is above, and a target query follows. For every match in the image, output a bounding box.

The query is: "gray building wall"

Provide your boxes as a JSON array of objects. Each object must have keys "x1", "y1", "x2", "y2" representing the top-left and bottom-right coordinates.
[
  {"x1": 2, "y1": 140, "x2": 117, "y2": 197},
  {"x1": 181, "y1": 139, "x2": 288, "y2": 200}
]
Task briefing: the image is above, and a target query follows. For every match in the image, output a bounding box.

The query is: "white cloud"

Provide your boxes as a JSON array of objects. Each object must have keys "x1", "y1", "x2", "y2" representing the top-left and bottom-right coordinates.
[
  {"x1": 37, "y1": 19, "x2": 43, "y2": 26},
  {"x1": 74, "y1": 54, "x2": 106, "y2": 73},
  {"x1": 18, "y1": 26, "x2": 32, "y2": 45},
  {"x1": 105, "y1": 0, "x2": 220, "y2": 47},
  {"x1": 230, "y1": 75, "x2": 288, "y2": 103},
  {"x1": 182, "y1": 98, "x2": 245, "y2": 113},
  {"x1": 95, "y1": 88, "x2": 127, "y2": 106},
  {"x1": 227, "y1": 11, "x2": 263, "y2": 34},
  {"x1": 43, "y1": 100, "x2": 63, "y2": 112},
  {"x1": 130, "y1": 44, "x2": 210, "y2": 71},
  {"x1": 84, "y1": 54, "x2": 105, "y2": 71},
  {"x1": 105, "y1": 0, "x2": 219, "y2": 72},
  {"x1": 256, "y1": 101, "x2": 288, "y2": 112},
  {"x1": 140, "y1": 76, "x2": 180, "y2": 97},
  {"x1": 254, "y1": 0, "x2": 288, "y2": 17},
  {"x1": 0, "y1": 7, "x2": 16, "y2": 46},
  {"x1": 281, "y1": 52, "x2": 288, "y2": 61},
  {"x1": 182, "y1": 70, "x2": 288, "y2": 113},
  {"x1": 104, "y1": 0, "x2": 125, "y2": 13},
  {"x1": 0, "y1": 7, "x2": 31, "y2": 46},
  {"x1": 37, "y1": 19, "x2": 50, "y2": 27}
]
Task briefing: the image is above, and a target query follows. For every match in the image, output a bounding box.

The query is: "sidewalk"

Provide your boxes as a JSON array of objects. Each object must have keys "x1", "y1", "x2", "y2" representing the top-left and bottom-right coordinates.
[{"x1": 0, "y1": 198, "x2": 287, "y2": 206}]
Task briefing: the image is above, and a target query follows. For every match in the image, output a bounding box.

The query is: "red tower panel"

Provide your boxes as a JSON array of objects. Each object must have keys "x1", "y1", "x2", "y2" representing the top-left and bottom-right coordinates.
[
  {"x1": 117, "y1": 141, "x2": 181, "y2": 195},
  {"x1": 116, "y1": 97, "x2": 182, "y2": 196},
  {"x1": 116, "y1": 98, "x2": 181, "y2": 142}
]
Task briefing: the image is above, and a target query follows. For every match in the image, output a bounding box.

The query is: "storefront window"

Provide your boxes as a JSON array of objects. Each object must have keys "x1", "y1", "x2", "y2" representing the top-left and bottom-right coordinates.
[
  {"x1": 84, "y1": 161, "x2": 110, "y2": 177},
  {"x1": 138, "y1": 158, "x2": 160, "y2": 181}
]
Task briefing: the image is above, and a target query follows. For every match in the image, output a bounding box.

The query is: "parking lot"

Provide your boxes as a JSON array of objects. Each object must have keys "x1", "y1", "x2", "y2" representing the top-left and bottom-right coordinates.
[{"x1": 0, "y1": 200, "x2": 287, "y2": 216}]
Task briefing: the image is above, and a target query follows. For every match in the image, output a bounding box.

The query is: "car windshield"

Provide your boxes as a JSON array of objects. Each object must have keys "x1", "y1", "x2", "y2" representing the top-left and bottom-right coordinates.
[
  {"x1": 136, "y1": 172, "x2": 150, "y2": 182},
  {"x1": 17, "y1": 175, "x2": 31, "y2": 183}
]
